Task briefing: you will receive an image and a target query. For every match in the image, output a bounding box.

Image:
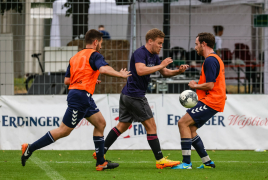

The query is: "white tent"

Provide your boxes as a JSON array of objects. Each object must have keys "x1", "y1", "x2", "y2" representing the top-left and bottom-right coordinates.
[{"x1": 50, "y1": 0, "x2": 129, "y2": 47}]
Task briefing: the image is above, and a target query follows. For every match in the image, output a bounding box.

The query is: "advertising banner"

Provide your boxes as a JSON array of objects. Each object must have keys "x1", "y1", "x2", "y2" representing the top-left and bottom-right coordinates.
[{"x1": 0, "y1": 94, "x2": 268, "y2": 150}]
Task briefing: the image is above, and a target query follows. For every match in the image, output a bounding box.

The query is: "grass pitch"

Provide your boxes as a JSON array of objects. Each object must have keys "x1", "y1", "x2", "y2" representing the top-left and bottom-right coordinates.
[{"x1": 0, "y1": 150, "x2": 267, "y2": 180}]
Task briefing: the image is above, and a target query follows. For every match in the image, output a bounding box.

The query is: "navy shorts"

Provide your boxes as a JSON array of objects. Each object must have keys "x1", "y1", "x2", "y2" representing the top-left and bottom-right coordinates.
[
  {"x1": 187, "y1": 101, "x2": 218, "y2": 128},
  {"x1": 62, "y1": 89, "x2": 99, "y2": 128}
]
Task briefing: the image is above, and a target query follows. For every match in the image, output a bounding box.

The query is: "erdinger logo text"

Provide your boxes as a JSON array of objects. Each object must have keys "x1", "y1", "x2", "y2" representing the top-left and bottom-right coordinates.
[
  {"x1": 167, "y1": 114, "x2": 225, "y2": 127},
  {"x1": 112, "y1": 108, "x2": 119, "y2": 113},
  {"x1": 2, "y1": 115, "x2": 60, "y2": 128}
]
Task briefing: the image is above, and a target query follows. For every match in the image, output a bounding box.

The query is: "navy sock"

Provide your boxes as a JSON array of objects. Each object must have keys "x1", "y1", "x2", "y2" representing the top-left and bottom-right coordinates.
[
  {"x1": 104, "y1": 127, "x2": 121, "y2": 154},
  {"x1": 192, "y1": 135, "x2": 211, "y2": 164},
  {"x1": 29, "y1": 131, "x2": 55, "y2": 153},
  {"x1": 181, "y1": 138, "x2": 192, "y2": 164},
  {"x1": 147, "y1": 134, "x2": 163, "y2": 160},
  {"x1": 93, "y1": 136, "x2": 105, "y2": 165}
]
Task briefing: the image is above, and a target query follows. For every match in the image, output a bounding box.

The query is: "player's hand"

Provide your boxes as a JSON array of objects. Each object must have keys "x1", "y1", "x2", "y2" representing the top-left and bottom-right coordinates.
[
  {"x1": 161, "y1": 57, "x2": 173, "y2": 68},
  {"x1": 178, "y1": 64, "x2": 189, "y2": 73},
  {"x1": 96, "y1": 80, "x2": 101, "y2": 84},
  {"x1": 188, "y1": 80, "x2": 197, "y2": 89},
  {"x1": 120, "y1": 68, "x2": 132, "y2": 78}
]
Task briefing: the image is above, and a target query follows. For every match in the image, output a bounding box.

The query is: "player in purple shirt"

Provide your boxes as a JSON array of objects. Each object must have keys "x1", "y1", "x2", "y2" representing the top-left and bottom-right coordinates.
[
  {"x1": 121, "y1": 45, "x2": 162, "y2": 97},
  {"x1": 93, "y1": 28, "x2": 189, "y2": 169}
]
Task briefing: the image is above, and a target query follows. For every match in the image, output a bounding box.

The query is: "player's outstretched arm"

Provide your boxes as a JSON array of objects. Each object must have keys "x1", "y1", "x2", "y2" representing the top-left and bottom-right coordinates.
[
  {"x1": 99, "y1": 66, "x2": 131, "y2": 78},
  {"x1": 136, "y1": 57, "x2": 173, "y2": 76},
  {"x1": 159, "y1": 64, "x2": 189, "y2": 77}
]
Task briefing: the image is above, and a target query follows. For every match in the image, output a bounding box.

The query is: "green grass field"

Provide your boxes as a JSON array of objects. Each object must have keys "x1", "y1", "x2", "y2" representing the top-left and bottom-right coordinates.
[{"x1": 0, "y1": 150, "x2": 267, "y2": 180}]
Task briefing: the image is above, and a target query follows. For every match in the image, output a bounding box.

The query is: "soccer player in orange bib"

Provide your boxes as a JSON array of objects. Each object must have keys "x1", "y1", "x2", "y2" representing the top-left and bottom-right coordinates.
[
  {"x1": 171, "y1": 32, "x2": 226, "y2": 169},
  {"x1": 21, "y1": 29, "x2": 131, "y2": 171}
]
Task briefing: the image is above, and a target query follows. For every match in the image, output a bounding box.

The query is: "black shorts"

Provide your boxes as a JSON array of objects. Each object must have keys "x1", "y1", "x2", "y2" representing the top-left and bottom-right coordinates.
[{"x1": 119, "y1": 93, "x2": 153, "y2": 123}]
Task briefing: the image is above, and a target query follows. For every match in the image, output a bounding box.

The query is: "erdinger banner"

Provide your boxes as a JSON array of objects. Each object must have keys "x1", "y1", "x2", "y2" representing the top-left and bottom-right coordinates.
[
  {"x1": 0, "y1": 95, "x2": 108, "y2": 150},
  {"x1": 0, "y1": 95, "x2": 268, "y2": 150}
]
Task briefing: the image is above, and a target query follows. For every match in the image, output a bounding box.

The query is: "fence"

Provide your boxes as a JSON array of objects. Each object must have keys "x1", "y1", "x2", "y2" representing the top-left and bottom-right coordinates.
[{"x1": 0, "y1": 0, "x2": 267, "y2": 95}]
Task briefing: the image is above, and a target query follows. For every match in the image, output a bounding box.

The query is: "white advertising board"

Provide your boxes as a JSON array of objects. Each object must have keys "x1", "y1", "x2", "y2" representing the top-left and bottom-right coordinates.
[{"x1": 0, "y1": 94, "x2": 268, "y2": 150}]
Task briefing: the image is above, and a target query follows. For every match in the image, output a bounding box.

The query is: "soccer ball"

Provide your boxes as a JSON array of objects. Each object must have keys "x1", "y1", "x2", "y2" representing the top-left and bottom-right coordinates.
[{"x1": 179, "y1": 90, "x2": 198, "y2": 108}]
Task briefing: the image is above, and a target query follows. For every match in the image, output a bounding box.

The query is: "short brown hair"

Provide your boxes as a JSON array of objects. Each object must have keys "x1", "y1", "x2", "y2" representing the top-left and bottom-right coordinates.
[
  {"x1": 213, "y1": 25, "x2": 224, "y2": 34},
  {"x1": 196, "y1": 32, "x2": 215, "y2": 49},
  {"x1": 145, "y1": 28, "x2": 165, "y2": 42},
  {"x1": 85, "y1": 29, "x2": 103, "y2": 44},
  {"x1": 98, "y1": 25, "x2": 104, "y2": 29}
]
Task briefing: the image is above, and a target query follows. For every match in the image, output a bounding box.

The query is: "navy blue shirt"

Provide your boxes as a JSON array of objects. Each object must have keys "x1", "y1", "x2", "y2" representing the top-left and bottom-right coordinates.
[
  {"x1": 203, "y1": 53, "x2": 220, "y2": 82},
  {"x1": 65, "y1": 51, "x2": 108, "y2": 77},
  {"x1": 122, "y1": 46, "x2": 161, "y2": 97},
  {"x1": 99, "y1": 30, "x2": 111, "y2": 40}
]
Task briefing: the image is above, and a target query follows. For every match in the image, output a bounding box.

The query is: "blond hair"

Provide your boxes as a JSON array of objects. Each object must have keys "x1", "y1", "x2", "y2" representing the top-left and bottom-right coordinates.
[{"x1": 145, "y1": 28, "x2": 165, "y2": 42}]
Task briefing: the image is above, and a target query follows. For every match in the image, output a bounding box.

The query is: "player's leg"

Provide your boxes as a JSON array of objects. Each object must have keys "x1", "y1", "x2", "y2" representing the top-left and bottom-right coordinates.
[
  {"x1": 171, "y1": 113, "x2": 195, "y2": 169},
  {"x1": 21, "y1": 89, "x2": 91, "y2": 167},
  {"x1": 87, "y1": 111, "x2": 120, "y2": 170},
  {"x1": 172, "y1": 101, "x2": 218, "y2": 170},
  {"x1": 85, "y1": 100, "x2": 119, "y2": 171},
  {"x1": 22, "y1": 122, "x2": 73, "y2": 151},
  {"x1": 121, "y1": 94, "x2": 180, "y2": 169},
  {"x1": 127, "y1": 95, "x2": 164, "y2": 163},
  {"x1": 21, "y1": 107, "x2": 77, "y2": 167},
  {"x1": 142, "y1": 117, "x2": 163, "y2": 161},
  {"x1": 141, "y1": 117, "x2": 180, "y2": 169},
  {"x1": 190, "y1": 125, "x2": 215, "y2": 169},
  {"x1": 92, "y1": 94, "x2": 131, "y2": 164},
  {"x1": 85, "y1": 111, "x2": 106, "y2": 167},
  {"x1": 92, "y1": 121, "x2": 130, "y2": 168},
  {"x1": 104, "y1": 121, "x2": 131, "y2": 154},
  {"x1": 102, "y1": 93, "x2": 132, "y2": 155}
]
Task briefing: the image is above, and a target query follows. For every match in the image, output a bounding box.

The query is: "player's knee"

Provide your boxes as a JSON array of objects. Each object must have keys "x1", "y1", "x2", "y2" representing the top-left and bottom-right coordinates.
[
  {"x1": 95, "y1": 118, "x2": 106, "y2": 130},
  {"x1": 177, "y1": 119, "x2": 185, "y2": 128},
  {"x1": 99, "y1": 120, "x2": 106, "y2": 130}
]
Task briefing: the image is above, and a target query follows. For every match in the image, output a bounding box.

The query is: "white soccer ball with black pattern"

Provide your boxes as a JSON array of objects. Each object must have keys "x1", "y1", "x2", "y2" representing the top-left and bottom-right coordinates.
[{"x1": 179, "y1": 90, "x2": 198, "y2": 108}]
